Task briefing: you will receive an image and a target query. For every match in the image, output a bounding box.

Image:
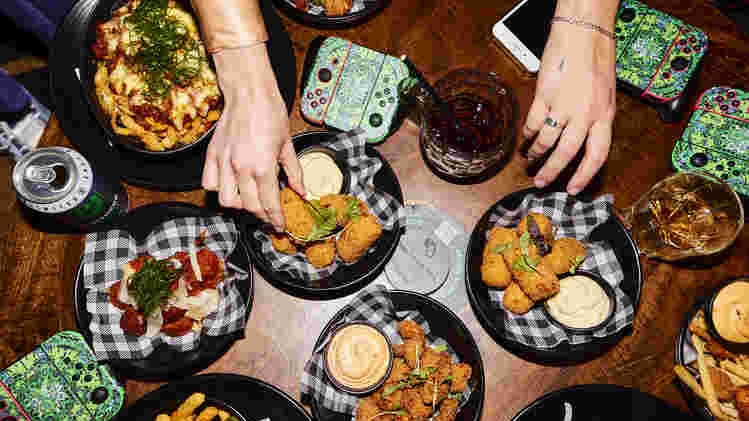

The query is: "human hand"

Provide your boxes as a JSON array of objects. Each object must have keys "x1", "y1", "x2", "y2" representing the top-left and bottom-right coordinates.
[
  {"x1": 202, "y1": 44, "x2": 304, "y2": 231},
  {"x1": 522, "y1": 11, "x2": 617, "y2": 195}
]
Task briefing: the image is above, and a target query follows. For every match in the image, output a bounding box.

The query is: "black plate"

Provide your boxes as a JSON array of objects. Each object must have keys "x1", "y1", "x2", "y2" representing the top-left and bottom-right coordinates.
[
  {"x1": 238, "y1": 130, "x2": 404, "y2": 300},
  {"x1": 511, "y1": 384, "x2": 693, "y2": 421},
  {"x1": 73, "y1": 202, "x2": 254, "y2": 381},
  {"x1": 114, "y1": 373, "x2": 312, "y2": 421},
  {"x1": 309, "y1": 290, "x2": 485, "y2": 421},
  {"x1": 465, "y1": 188, "x2": 643, "y2": 365},
  {"x1": 272, "y1": 0, "x2": 390, "y2": 28},
  {"x1": 50, "y1": 0, "x2": 296, "y2": 190}
]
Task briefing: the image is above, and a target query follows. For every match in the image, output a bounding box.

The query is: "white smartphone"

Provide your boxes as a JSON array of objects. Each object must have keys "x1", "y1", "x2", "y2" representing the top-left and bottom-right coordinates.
[{"x1": 492, "y1": 0, "x2": 557, "y2": 73}]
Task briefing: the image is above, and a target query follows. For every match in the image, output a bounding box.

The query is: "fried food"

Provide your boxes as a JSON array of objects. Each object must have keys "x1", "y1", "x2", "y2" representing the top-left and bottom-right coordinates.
[
  {"x1": 336, "y1": 214, "x2": 383, "y2": 263},
  {"x1": 320, "y1": 194, "x2": 369, "y2": 226},
  {"x1": 270, "y1": 232, "x2": 297, "y2": 255},
  {"x1": 356, "y1": 396, "x2": 381, "y2": 421},
  {"x1": 481, "y1": 250, "x2": 512, "y2": 289},
  {"x1": 305, "y1": 238, "x2": 336, "y2": 268},
  {"x1": 711, "y1": 367, "x2": 738, "y2": 401},
  {"x1": 398, "y1": 320, "x2": 426, "y2": 342},
  {"x1": 434, "y1": 398, "x2": 460, "y2": 421},
  {"x1": 503, "y1": 282, "x2": 535, "y2": 315},
  {"x1": 386, "y1": 358, "x2": 411, "y2": 385},
  {"x1": 280, "y1": 187, "x2": 316, "y2": 239},
  {"x1": 403, "y1": 388, "x2": 432, "y2": 419},
  {"x1": 513, "y1": 261, "x2": 560, "y2": 301},
  {"x1": 393, "y1": 339, "x2": 423, "y2": 369},
  {"x1": 736, "y1": 386, "x2": 749, "y2": 421},
  {"x1": 322, "y1": 0, "x2": 353, "y2": 16},
  {"x1": 421, "y1": 382, "x2": 449, "y2": 405},
  {"x1": 542, "y1": 237, "x2": 587, "y2": 274},
  {"x1": 377, "y1": 387, "x2": 404, "y2": 411},
  {"x1": 517, "y1": 212, "x2": 553, "y2": 242},
  {"x1": 485, "y1": 227, "x2": 517, "y2": 255},
  {"x1": 450, "y1": 363, "x2": 472, "y2": 393},
  {"x1": 421, "y1": 347, "x2": 449, "y2": 372},
  {"x1": 503, "y1": 239, "x2": 541, "y2": 270}
]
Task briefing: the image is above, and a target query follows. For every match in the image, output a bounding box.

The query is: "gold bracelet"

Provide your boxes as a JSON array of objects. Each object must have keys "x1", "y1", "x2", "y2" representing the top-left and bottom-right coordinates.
[{"x1": 551, "y1": 16, "x2": 616, "y2": 41}]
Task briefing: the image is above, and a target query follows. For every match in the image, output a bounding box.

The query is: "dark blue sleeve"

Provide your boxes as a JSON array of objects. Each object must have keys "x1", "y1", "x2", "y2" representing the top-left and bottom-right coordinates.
[
  {"x1": 0, "y1": 70, "x2": 31, "y2": 114},
  {"x1": 0, "y1": 0, "x2": 75, "y2": 45}
]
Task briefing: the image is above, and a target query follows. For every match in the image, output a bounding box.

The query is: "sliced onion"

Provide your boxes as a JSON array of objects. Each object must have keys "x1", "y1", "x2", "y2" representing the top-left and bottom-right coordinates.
[
  {"x1": 188, "y1": 244, "x2": 203, "y2": 284},
  {"x1": 145, "y1": 309, "x2": 163, "y2": 337}
]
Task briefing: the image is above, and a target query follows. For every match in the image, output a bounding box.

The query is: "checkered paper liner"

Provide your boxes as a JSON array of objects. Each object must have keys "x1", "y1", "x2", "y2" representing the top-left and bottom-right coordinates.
[
  {"x1": 283, "y1": 0, "x2": 366, "y2": 15},
  {"x1": 300, "y1": 285, "x2": 473, "y2": 418},
  {"x1": 485, "y1": 193, "x2": 635, "y2": 349},
  {"x1": 81, "y1": 216, "x2": 249, "y2": 361},
  {"x1": 253, "y1": 129, "x2": 401, "y2": 281}
]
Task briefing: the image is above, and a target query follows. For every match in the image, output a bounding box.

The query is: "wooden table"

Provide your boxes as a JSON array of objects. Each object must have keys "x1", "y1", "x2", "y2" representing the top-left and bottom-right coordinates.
[{"x1": 2, "y1": 0, "x2": 749, "y2": 419}]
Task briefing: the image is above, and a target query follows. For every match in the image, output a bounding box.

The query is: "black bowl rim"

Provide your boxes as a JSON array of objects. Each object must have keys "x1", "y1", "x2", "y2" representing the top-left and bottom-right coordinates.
[
  {"x1": 703, "y1": 277, "x2": 749, "y2": 347},
  {"x1": 311, "y1": 289, "x2": 485, "y2": 421},
  {"x1": 322, "y1": 321, "x2": 394, "y2": 395},
  {"x1": 295, "y1": 145, "x2": 351, "y2": 196},
  {"x1": 541, "y1": 270, "x2": 618, "y2": 335},
  {"x1": 271, "y1": 0, "x2": 391, "y2": 29},
  {"x1": 85, "y1": 0, "x2": 220, "y2": 157}
]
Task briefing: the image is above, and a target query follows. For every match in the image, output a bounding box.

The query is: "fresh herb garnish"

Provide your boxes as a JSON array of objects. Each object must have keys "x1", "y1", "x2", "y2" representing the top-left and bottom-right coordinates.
[
  {"x1": 432, "y1": 344, "x2": 448, "y2": 353},
  {"x1": 491, "y1": 243, "x2": 512, "y2": 254},
  {"x1": 410, "y1": 366, "x2": 438, "y2": 380},
  {"x1": 448, "y1": 392, "x2": 463, "y2": 400},
  {"x1": 305, "y1": 200, "x2": 338, "y2": 241},
  {"x1": 124, "y1": 0, "x2": 203, "y2": 98},
  {"x1": 512, "y1": 254, "x2": 539, "y2": 273},
  {"x1": 344, "y1": 197, "x2": 361, "y2": 222},
  {"x1": 128, "y1": 258, "x2": 181, "y2": 317},
  {"x1": 568, "y1": 255, "x2": 586, "y2": 274},
  {"x1": 518, "y1": 232, "x2": 531, "y2": 254},
  {"x1": 382, "y1": 383, "x2": 407, "y2": 397}
]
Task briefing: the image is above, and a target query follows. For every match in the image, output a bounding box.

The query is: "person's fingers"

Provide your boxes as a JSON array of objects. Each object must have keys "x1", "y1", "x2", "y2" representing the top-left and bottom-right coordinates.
[
  {"x1": 218, "y1": 153, "x2": 243, "y2": 209},
  {"x1": 527, "y1": 113, "x2": 567, "y2": 160},
  {"x1": 522, "y1": 97, "x2": 549, "y2": 140},
  {"x1": 279, "y1": 139, "x2": 305, "y2": 197},
  {"x1": 534, "y1": 119, "x2": 588, "y2": 188},
  {"x1": 567, "y1": 120, "x2": 612, "y2": 195},
  {"x1": 237, "y1": 174, "x2": 268, "y2": 223},
  {"x1": 254, "y1": 162, "x2": 284, "y2": 231},
  {"x1": 202, "y1": 142, "x2": 220, "y2": 191}
]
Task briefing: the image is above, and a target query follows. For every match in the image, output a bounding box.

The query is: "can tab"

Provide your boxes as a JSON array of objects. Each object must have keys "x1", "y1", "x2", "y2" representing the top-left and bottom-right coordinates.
[{"x1": 25, "y1": 165, "x2": 58, "y2": 184}]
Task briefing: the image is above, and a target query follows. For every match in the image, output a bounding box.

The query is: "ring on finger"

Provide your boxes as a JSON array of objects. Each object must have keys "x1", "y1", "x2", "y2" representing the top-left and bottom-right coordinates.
[{"x1": 543, "y1": 115, "x2": 561, "y2": 128}]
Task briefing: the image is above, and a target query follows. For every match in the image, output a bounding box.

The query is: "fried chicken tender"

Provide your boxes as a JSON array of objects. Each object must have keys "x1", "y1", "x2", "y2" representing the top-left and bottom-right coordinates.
[
  {"x1": 542, "y1": 237, "x2": 587, "y2": 274},
  {"x1": 403, "y1": 388, "x2": 432, "y2": 419},
  {"x1": 322, "y1": 0, "x2": 352, "y2": 16},
  {"x1": 421, "y1": 382, "x2": 449, "y2": 405},
  {"x1": 449, "y1": 363, "x2": 472, "y2": 393},
  {"x1": 336, "y1": 214, "x2": 383, "y2": 263},
  {"x1": 421, "y1": 347, "x2": 449, "y2": 372},
  {"x1": 386, "y1": 358, "x2": 410, "y2": 385},
  {"x1": 280, "y1": 188, "x2": 315, "y2": 239},
  {"x1": 434, "y1": 398, "x2": 460, "y2": 421},
  {"x1": 305, "y1": 238, "x2": 336, "y2": 268},
  {"x1": 377, "y1": 387, "x2": 404, "y2": 411},
  {"x1": 503, "y1": 282, "x2": 535, "y2": 315},
  {"x1": 320, "y1": 194, "x2": 369, "y2": 226},
  {"x1": 736, "y1": 386, "x2": 749, "y2": 421},
  {"x1": 398, "y1": 320, "x2": 426, "y2": 342},
  {"x1": 485, "y1": 227, "x2": 517, "y2": 254},
  {"x1": 481, "y1": 251, "x2": 512, "y2": 289},
  {"x1": 270, "y1": 232, "x2": 297, "y2": 254},
  {"x1": 513, "y1": 261, "x2": 559, "y2": 301},
  {"x1": 503, "y1": 239, "x2": 541, "y2": 270},
  {"x1": 393, "y1": 339, "x2": 423, "y2": 369},
  {"x1": 517, "y1": 212, "x2": 553, "y2": 242},
  {"x1": 710, "y1": 367, "x2": 737, "y2": 401},
  {"x1": 356, "y1": 396, "x2": 380, "y2": 421}
]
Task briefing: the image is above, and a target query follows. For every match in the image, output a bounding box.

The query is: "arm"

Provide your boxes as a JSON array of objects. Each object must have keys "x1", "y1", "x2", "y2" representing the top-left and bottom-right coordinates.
[
  {"x1": 192, "y1": 0, "x2": 304, "y2": 230},
  {"x1": 523, "y1": 0, "x2": 619, "y2": 195}
]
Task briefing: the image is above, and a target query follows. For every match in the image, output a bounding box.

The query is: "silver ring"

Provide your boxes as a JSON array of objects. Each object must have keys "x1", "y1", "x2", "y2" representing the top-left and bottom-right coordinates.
[{"x1": 543, "y1": 116, "x2": 560, "y2": 128}]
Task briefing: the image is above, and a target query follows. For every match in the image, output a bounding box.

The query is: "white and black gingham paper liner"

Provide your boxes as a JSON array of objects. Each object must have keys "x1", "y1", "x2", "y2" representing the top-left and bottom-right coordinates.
[
  {"x1": 81, "y1": 216, "x2": 249, "y2": 361},
  {"x1": 283, "y1": 0, "x2": 366, "y2": 15},
  {"x1": 485, "y1": 193, "x2": 634, "y2": 349},
  {"x1": 300, "y1": 285, "x2": 472, "y2": 418},
  {"x1": 254, "y1": 129, "x2": 401, "y2": 281}
]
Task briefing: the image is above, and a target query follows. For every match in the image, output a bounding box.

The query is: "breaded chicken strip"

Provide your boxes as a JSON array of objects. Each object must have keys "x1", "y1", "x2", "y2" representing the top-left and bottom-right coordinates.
[
  {"x1": 356, "y1": 396, "x2": 380, "y2": 421},
  {"x1": 434, "y1": 398, "x2": 460, "y2": 421},
  {"x1": 503, "y1": 239, "x2": 541, "y2": 271},
  {"x1": 398, "y1": 320, "x2": 426, "y2": 342},
  {"x1": 280, "y1": 187, "x2": 315, "y2": 239},
  {"x1": 481, "y1": 251, "x2": 512, "y2": 289},
  {"x1": 450, "y1": 363, "x2": 472, "y2": 393},
  {"x1": 336, "y1": 214, "x2": 382, "y2": 263},
  {"x1": 485, "y1": 227, "x2": 517, "y2": 254},
  {"x1": 270, "y1": 232, "x2": 297, "y2": 254},
  {"x1": 403, "y1": 388, "x2": 432, "y2": 419},
  {"x1": 320, "y1": 194, "x2": 369, "y2": 226},
  {"x1": 513, "y1": 261, "x2": 559, "y2": 302},
  {"x1": 503, "y1": 282, "x2": 534, "y2": 315},
  {"x1": 305, "y1": 238, "x2": 336, "y2": 268},
  {"x1": 517, "y1": 212, "x2": 553, "y2": 242},
  {"x1": 542, "y1": 237, "x2": 586, "y2": 275}
]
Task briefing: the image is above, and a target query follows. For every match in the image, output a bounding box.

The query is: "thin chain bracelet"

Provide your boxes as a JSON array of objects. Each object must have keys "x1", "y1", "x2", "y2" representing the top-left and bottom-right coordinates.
[{"x1": 551, "y1": 16, "x2": 617, "y2": 41}]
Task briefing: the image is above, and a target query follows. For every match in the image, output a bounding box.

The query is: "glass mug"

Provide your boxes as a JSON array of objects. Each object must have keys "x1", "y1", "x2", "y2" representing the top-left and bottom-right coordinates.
[{"x1": 400, "y1": 69, "x2": 517, "y2": 184}]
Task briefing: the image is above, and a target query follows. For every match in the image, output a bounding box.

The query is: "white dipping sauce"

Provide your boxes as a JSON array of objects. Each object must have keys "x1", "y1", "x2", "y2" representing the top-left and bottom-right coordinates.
[
  {"x1": 545, "y1": 275, "x2": 611, "y2": 329},
  {"x1": 298, "y1": 152, "x2": 343, "y2": 200}
]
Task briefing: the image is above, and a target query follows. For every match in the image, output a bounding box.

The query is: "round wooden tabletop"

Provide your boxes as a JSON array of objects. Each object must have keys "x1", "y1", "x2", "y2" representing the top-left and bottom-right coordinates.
[{"x1": 2, "y1": 0, "x2": 749, "y2": 419}]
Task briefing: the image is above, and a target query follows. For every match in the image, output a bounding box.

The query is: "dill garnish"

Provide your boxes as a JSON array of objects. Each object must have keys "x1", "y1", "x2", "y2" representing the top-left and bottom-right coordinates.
[{"x1": 128, "y1": 258, "x2": 181, "y2": 317}]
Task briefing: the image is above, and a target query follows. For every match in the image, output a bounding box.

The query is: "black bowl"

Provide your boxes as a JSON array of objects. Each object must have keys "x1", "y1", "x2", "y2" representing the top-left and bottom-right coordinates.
[
  {"x1": 295, "y1": 145, "x2": 351, "y2": 196},
  {"x1": 703, "y1": 277, "x2": 749, "y2": 349},
  {"x1": 114, "y1": 373, "x2": 312, "y2": 421},
  {"x1": 84, "y1": 0, "x2": 220, "y2": 156},
  {"x1": 310, "y1": 290, "x2": 485, "y2": 421},
  {"x1": 542, "y1": 270, "x2": 618, "y2": 335},
  {"x1": 272, "y1": 0, "x2": 390, "y2": 29}
]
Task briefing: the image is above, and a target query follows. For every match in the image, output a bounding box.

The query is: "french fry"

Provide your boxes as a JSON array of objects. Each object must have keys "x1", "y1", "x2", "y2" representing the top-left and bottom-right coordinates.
[
  {"x1": 155, "y1": 415, "x2": 171, "y2": 421},
  {"x1": 172, "y1": 392, "x2": 205, "y2": 418},
  {"x1": 217, "y1": 410, "x2": 230, "y2": 421},
  {"x1": 694, "y1": 335, "x2": 732, "y2": 421},
  {"x1": 722, "y1": 360, "x2": 749, "y2": 384},
  {"x1": 196, "y1": 406, "x2": 218, "y2": 421},
  {"x1": 675, "y1": 365, "x2": 706, "y2": 400}
]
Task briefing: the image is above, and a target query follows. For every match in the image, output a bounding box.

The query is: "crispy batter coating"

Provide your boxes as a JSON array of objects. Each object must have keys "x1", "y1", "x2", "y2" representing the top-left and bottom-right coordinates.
[
  {"x1": 542, "y1": 238, "x2": 587, "y2": 274},
  {"x1": 485, "y1": 227, "x2": 517, "y2": 254},
  {"x1": 434, "y1": 398, "x2": 460, "y2": 421},
  {"x1": 709, "y1": 367, "x2": 737, "y2": 401},
  {"x1": 513, "y1": 261, "x2": 559, "y2": 302},
  {"x1": 305, "y1": 238, "x2": 336, "y2": 268},
  {"x1": 377, "y1": 387, "x2": 404, "y2": 411},
  {"x1": 270, "y1": 232, "x2": 297, "y2": 254},
  {"x1": 449, "y1": 363, "x2": 472, "y2": 393},
  {"x1": 736, "y1": 386, "x2": 749, "y2": 421},
  {"x1": 421, "y1": 347, "x2": 448, "y2": 372},
  {"x1": 356, "y1": 396, "x2": 381, "y2": 421},
  {"x1": 280, "y1": 187, "x2": 315, "y2": 239},
  {"x1": 320, "y1": 194, "x2": 370, "y2": 226},
  {"x1": 481, "y1": 251, "x2": 512, "y2": 289},
  {"x1": 393, "y1": 339, "x2": 423, "y2": 369},
  {"x1": 503, "y1": 282, "x2": 535, "y2": 315},
  {"x1": 322, "y1": 0, "x2": 353, "y2": 16},
  {"x1": 386, "y1": 358, "x2": 410, "y2": 385},
  {"x1": 503, "y1": 239, "x2": 541, "y2": 270},
  {"x1": 517, "y1": 212, "x2": 553, "y2": 242},
  {"x1": 403, "y1": 388, "x2": 432, "y2": 419},
  {"x1": 398, "y1": 320, "x2": 426, "y2": 342},
  {"x1": 421, "y1": 381, "x2": 449, "y2": 405},
  {"x1": 336, "y1": 214, "x2": 382, "y2": 263}
]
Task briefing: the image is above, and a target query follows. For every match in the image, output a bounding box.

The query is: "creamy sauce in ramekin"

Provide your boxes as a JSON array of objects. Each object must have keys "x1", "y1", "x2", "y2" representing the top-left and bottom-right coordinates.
[
  {"x1": 299, "y1": 151, "x2": 343, "y2": 200},
  {"x1": 545, "y1": 275, "x2": 611, "y2": 329},
  {"x1": 325, "y1": 324, "x2": 391, "y2": 391},
  {"x1": 712, "y1": 281, "x2": 749, "y2": 344}
]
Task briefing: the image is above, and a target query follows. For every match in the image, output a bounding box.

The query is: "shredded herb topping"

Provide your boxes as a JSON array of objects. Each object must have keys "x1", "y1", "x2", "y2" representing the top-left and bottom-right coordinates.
[{"x1": 128, "y1": 258, "x2": 181, "y2": 316}]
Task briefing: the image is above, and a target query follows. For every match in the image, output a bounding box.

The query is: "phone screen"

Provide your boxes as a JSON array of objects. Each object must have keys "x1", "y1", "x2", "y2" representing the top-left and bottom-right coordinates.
[{"x1": 503, "y1": 0, "x2": 557, "y2": 58}]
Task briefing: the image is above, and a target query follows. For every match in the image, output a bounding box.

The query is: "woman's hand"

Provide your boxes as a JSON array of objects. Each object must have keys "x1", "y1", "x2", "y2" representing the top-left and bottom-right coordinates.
[
  {"x1": 522, "y1": 3, "x2": 618, "y2": 195},
  {"x1": 202, "y1": 44, "x2": 304, "y2": 231}
]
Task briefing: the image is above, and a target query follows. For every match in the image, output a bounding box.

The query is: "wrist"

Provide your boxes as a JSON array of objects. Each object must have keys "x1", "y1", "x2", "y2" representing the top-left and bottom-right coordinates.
[
  {"x1": 213, "y1": 44, "x2": 277, "y2": 101},
  {"x1": 555, "y1": 0, "x2": 619, "y2": 30}
]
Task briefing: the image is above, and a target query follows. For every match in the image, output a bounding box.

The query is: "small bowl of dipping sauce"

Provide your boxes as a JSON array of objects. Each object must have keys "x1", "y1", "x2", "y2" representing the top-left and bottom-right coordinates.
[
  {"x1": 705, "y1": 278, "x2": 749, "y2": 347},
  {"x1": 296, "y1": 146, "x2": 350, "y2": 200},
  {"x1": 543, "y1": 270, "x2": 617, "y2": 334},
  {"x1": 323, "y1": 321, "x2": 393, "y2": 395}
]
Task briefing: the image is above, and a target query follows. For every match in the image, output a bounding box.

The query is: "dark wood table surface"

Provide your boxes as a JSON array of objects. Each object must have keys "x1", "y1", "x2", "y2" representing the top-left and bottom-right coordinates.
[{"x1": 2, "y1": 0, "x2": 749, "y2": 419}]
